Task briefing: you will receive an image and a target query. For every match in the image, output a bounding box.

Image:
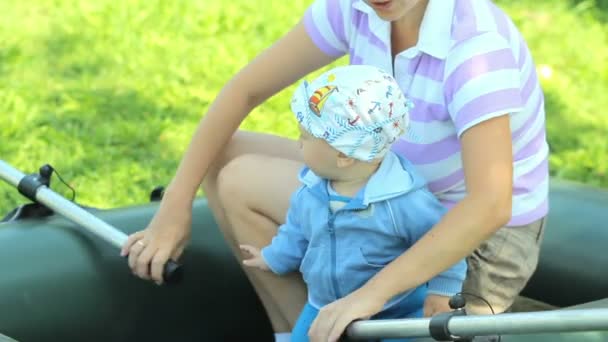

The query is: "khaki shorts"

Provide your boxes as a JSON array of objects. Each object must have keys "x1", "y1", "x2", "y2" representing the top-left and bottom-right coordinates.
[{"x1": 462, "y1": 217, "x2": 547, "y2": 315}]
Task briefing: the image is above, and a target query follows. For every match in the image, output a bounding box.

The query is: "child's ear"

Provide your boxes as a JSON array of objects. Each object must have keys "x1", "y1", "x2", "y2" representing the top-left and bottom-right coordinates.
[{"x1": 336, "y1": 152, "x2": 355, "y2": 168}]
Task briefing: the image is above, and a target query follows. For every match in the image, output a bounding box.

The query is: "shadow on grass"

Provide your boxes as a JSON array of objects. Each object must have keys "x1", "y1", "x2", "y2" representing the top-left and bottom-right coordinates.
[
  {"x1": 37, "y1": 27, "x2": 197, "y2": 178},
  {"x1": 0, "y1": 26, "x2": 210, "y2": 212},
  {"x1": 36, "y1": 87, "x2": 190, "y2": 181},
  {"x1": 569, "y1": 0, "x2": 608, "y2": 22}
]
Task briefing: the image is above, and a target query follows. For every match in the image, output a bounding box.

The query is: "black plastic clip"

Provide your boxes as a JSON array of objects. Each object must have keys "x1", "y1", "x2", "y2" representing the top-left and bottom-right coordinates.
[
  {"x1": 16, "y1": 164, "x2": 53, "y2": 202},
  {"x1": 2, "y1": 164, "x2": 56, "y2": 221},
  {"x1": 429, "y1": 294, "x2": 473, "y2": 341}
]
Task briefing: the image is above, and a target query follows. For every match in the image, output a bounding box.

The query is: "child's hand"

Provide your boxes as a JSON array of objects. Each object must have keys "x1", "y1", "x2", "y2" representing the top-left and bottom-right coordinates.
[{"x1": 239, "y1": 244, "x2": 270, "y2": 271}]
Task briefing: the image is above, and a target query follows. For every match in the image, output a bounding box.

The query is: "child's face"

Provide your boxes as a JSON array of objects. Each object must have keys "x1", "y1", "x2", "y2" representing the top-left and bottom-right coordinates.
[{"x1": 298, "y1": 126, "x2": 342, "y2": 179}]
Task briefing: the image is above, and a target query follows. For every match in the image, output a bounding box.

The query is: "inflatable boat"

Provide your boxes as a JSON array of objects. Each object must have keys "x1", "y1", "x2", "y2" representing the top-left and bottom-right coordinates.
[{"x1": 0, "y1": 160, "x2": 607, "y2": 341}]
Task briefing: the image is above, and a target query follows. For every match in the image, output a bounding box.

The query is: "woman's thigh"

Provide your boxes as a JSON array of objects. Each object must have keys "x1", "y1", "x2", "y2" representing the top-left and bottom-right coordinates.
[
  {"x1": 214, "y1": 132, "x2": 307, "y2": 329},
  {"x1": 208, "y1": 130, "x2": 302, "y2": 177},
  {"x1": 205, "y1": 130, "x2": 302, "y2": 229},
  {"x1": 217, "y1": 152, "x2": 304, "y2": 231},
  {"x1": 205, "y1": 130, "x2": 303, "y2": 240}
]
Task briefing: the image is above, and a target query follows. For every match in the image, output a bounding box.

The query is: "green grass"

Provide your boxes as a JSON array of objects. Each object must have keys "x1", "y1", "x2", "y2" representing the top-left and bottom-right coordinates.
[
  {"x1": 1, "y1": 0, "x2": 607, "y2": 213},
  {"x1": 496, "y1": 0, "x2": 608, "y2": 187}
]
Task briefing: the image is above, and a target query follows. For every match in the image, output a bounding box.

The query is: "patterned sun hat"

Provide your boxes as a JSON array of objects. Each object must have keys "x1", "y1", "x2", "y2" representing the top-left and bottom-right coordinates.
[{"x1": 291, "y1": 65, "x2": 413, "y2": 162}]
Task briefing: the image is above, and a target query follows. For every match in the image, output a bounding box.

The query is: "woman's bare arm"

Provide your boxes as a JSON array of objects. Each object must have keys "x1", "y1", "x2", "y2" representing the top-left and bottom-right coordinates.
[
  {"x1": 308, "y1": 115, "x2": 515, "y2": 342},
  {"x1": 122, "y1": 20, "x2": 337, "y2": 283},
  {"x1": 163, "y1": 20, "x2": 337, "y2": 206},
  {"x1": 366, "y1": 114, "x2": 514, "y2": 302}
]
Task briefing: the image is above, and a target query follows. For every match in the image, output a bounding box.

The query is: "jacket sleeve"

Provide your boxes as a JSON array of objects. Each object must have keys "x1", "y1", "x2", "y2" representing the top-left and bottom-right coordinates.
[
  {"x1": 261, "y1": 187, "x2": 309, "y2": 275},
  {"x1": 394, "y1": 189, "x2": 468, "y2": 296}
]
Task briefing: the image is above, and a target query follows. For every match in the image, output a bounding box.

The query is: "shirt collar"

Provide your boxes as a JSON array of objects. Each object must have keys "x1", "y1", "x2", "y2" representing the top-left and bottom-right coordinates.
[{"x1": 352, "y1": 0, "x2": 454, "y2": 59}]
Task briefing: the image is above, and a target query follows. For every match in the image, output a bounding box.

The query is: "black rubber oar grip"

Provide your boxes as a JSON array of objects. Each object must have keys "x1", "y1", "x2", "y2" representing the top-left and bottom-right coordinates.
[
  {"x1": 123, "y1": 255, "x2": 183, "y2": 285},
  {"x1": 163, "y1": 260, "x2": 183, "y2": 284}
]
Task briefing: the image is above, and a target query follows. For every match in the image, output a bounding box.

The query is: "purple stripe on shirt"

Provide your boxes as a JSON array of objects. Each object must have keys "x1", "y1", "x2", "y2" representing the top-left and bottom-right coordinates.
[
  {"x1": 351, "y1": 9, "x2": 365, "y2": 33},
  {"x1": 512, "y1": 94, "x2": 543, "y2": 142},
  {"x1": 350, "y1": 54, "x2": 364, "y2": 65},
  {"x1": 445, "y1": 48, "x2": 516, "y2": 103},
  {"x1": 489, "y1": 2, "x2": 511, "y2": 40},
  {"x1": 304, "y1": 8, "x2": 345, "y2": 57},
  {"x1": 521, "y1": 67, "x2": 539, "y2": 103},
  {"x1": 454, "y1": 88, "x2": 522, "y2": 132},
  {"x1": 510, "y1": 197, "x2": 548, "y2": 226},
  {"x1": 518, "y1": 38, "x2": 528, "y2": 69},
  {"x1": 406, "y1": 56, "x2": 423, "y2": 74},
  {"x1": 349, "y1": 48, "x2": 364, "y2": 64},
  {"x1": 513, "y1": 158, "x2": 548, "y2": 196},
  {"x1": 352, "y1": 14, "x2": 387, "y2": 51},
  {"x1": 454, "y1": 0, "x2": 477, "y2": 31},
  {"x1": 427, "y1": 168, "x2": 464, "y2": 194},
  {"x1": 514, "y1": 127, "x2": 546, "y2": 161},
  {"x1": 393, "y1": 135, "x2": 461, "y2": 164},
  {"x1": 409, "y1": 98, "x2": 450, "y2": 122},
  {"x1": 404, "y1": 55, "x2": 445, "y2": 82},
  {"x1": 326, "y1": 0, "x2": 346, "y2": 46}
]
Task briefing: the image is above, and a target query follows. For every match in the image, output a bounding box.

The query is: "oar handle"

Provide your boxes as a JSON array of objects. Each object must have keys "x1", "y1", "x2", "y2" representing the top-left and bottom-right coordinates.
[
  {"x1": 0, "y1": 160, "x2": 183, "y2": 285},
  {"x1": 163, "y1": 260, "x2": 183, "y2": 284},
  {"x1": 122, "y1": 255, "x2": 182, "y2": 285}
]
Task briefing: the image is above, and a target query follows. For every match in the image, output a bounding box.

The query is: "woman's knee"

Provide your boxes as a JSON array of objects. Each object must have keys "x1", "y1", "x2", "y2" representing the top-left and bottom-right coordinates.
[
  {"x1": 216, "y1": 153, "x2": 260, "y2": 209},
  {"x1": 202, "y1": 131, "x2": 252, "y2": 192},
  {"x1": 202, "y1": 131, "x2": 300, "y2": 193},
  {"x1": 217, "y1": 153, "x2": 303, "y2": 222}
]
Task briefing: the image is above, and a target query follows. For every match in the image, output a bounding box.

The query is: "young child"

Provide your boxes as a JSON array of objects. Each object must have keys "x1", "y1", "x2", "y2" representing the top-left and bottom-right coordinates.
[{"x1": 239, "y1": 65, "x2": 467, "y2": 342}]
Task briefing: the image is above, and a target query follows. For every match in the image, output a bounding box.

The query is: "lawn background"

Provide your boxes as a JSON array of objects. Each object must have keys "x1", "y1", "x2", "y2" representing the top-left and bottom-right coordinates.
[{"x1": 1, "y1": 0, "x2": 607, "y2": 212}]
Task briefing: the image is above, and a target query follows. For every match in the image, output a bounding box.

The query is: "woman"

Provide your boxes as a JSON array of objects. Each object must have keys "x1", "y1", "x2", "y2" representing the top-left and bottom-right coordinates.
[{"x1": 121, "y1": 0, "x2": 549, "y2": 341}]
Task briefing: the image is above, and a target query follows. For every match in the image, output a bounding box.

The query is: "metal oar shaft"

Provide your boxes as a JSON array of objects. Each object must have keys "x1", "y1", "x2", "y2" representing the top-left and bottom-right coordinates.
[
  {"x1": 347, "y1": 308, "x2": 608, "y2": 340},
  {"x1": 37, "y1": 187, "x2": 127, "y2": 247},
  {"x1": 0, "y1": 160, "x2": 23, "y2": 188},
  {"x1": 0, "y1": 160, "x2": 127, "y2": 247},
  {"x1": 0, "y1": 160, "x2": 182, "y2": 284}
]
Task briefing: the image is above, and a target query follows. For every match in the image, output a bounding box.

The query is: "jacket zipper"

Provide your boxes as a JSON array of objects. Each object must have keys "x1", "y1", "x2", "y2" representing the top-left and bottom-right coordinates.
[{"x1": 328, "y1": 212, "x2": 342, "y2": 299}]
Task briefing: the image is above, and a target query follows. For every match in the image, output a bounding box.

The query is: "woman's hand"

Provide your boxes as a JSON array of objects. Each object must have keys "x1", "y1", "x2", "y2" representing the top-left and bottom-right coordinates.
[
  {"x1": 308, "y1": 287, "x2": 386, "y2": 342},
  {"x1": 423, "y1": 294, "x2": 452, "y2": 316},
  {"x1": 120, "y1": 202, "x2": 191, "y2": 285},
  {"x1": 239, "y1": 244, "x2": 270, "y2": 271}
]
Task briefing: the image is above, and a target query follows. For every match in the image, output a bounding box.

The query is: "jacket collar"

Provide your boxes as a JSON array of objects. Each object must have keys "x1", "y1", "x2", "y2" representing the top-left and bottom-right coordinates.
[{"x1": 299, "y1": 151, "x2": 426, "y2": 208}]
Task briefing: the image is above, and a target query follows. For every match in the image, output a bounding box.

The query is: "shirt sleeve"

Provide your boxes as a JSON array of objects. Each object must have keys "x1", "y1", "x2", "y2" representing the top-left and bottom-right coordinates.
[
  {"x1": 303, "y1": 0, "x2": 350, "y2": 57},
  {"x1": 444, "y1": 31, "x2": 524, "y2": 137},
  {"x1": 394, "y1": 189, "x2": 467, "y2": 296},
  {"x1": 261, "y1": 188, "x2": 309, "y2": 275}
]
